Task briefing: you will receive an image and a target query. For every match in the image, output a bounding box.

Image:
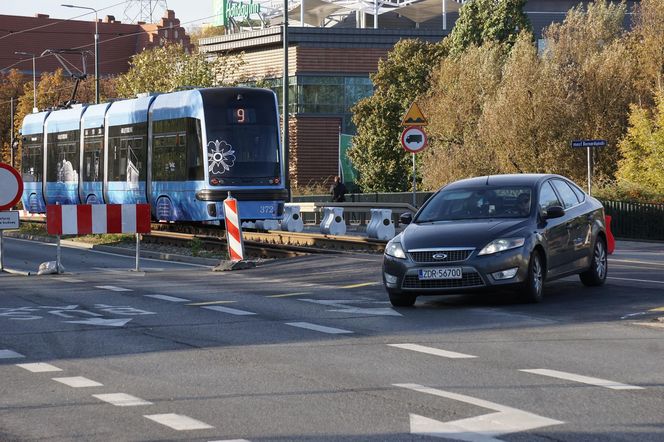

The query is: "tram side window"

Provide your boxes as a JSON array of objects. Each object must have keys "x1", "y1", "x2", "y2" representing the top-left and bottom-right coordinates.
[
  {"x1": 152, "y1": 118, "x2": 203, "y2": 181},
  {"x1": 46, "y1": 131, "x2": 79, "y2": 183},
  {"x1": 108, "y1": 123, "x2": 147, "y2": 183},
  {"x1": 21, "y1": 138, "x2": 43, "y2": 182},
  {"x1": 83, "y1": 138, "x2": 103, "y2": 182},
  {"x1": 187, "y1": 118, "x2": 203, "y2": 180}
]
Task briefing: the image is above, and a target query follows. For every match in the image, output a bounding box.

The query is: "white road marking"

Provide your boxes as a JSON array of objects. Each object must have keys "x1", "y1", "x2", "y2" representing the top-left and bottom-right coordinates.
[
  {"x1": 202, "y1": 306, "x2": 256, "y2": 316},
  {"x1": 388, "y1": 343, "x2": 477, "y2": 359},
  {"x1": 608, "y1": 277, "x2": 664, "y2": 285},
  {"x1": 209, "y1": 439, "x2": 250, "y2": 442},
  {"x1": 285, "y1": 322, "x2": 353, "y2": 334},
  {"x1": 300, "y1": 298, "x2": 402, "y2": 317},
  {"x1": 0, "y1": 350, "x2": 25, "y2": 359},
  {"x1": 66, "y1": 318, "x2": 132, "y2": 327},
  {"x1": 145, "y1": 294, "x2": 191, "y2": 302},
  {"x1": 52, "y1": 376, "x2": 103, "y2": 388},
  {"x1": 16, "y1": 362, "x2": 62, "y2": 372},
  {"x1": 94, "y1": 285, "x2": 133, "y2": 292},
  {"x1": 519, "y1": 369, "x2": 644, "y2": 390},
  {"x1": 57, "y1": 277, "x2": 84, "y2": 283},
  {"x1": 144, "y1": 413, "x2": 214, "y2": 431},
  {"x1": 395, "y1": 383, "x2": 563, "y2": 441},
  {"x1": 93, "y1": 393, "x2": 153, "y2": 406}
]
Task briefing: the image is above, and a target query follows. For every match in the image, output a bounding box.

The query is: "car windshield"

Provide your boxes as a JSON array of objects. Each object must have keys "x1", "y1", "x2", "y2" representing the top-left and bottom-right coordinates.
[{"x1": 416, "y1": 186, "x2": 533, "y2": 222}]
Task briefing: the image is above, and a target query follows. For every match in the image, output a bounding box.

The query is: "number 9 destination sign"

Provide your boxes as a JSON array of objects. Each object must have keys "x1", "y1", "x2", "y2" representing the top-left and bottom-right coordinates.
[{"x1": 401, "y1": 126, "x2": 428, "y2": 153}]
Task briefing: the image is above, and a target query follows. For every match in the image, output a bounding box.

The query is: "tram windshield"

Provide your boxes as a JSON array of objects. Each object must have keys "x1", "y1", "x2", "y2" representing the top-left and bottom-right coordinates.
[{"x1": 202, "y1": 89, "x2": 280, "y2": 184}]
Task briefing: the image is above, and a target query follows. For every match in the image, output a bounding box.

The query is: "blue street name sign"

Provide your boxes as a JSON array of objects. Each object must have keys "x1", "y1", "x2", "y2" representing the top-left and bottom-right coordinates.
[{"x1": 571, "y1": 139, "x2": 607, "y2": 148}]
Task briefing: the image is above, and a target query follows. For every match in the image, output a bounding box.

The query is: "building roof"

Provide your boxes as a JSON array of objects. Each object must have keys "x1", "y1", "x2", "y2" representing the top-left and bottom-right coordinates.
[{"x1": 0, "y1": 10, "x2": 193, "y2": 78}]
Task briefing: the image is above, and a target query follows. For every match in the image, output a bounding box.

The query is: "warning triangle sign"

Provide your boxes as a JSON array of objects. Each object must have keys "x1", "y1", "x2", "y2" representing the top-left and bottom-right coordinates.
[{"x1": 401, "y1": 102, "x2": 428, "y2": 126}]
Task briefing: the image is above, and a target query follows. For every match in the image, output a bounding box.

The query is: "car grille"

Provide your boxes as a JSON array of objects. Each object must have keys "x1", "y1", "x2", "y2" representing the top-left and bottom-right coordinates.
[
  {"x1": 402, "y1": 272, "x2": 485, "y2": 289},
  {"x1": 408, "y1": 249, "x2": 474, "y2": 264}
]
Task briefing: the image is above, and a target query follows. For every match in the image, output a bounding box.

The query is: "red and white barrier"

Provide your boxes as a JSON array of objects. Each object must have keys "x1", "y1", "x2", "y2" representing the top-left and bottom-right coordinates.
[
  {"x1": 47, "y1": 204, "x2": 151, "y2": 236},
  {"x1": 223, "y1": 194, "x2": 244, "y2": 261}
]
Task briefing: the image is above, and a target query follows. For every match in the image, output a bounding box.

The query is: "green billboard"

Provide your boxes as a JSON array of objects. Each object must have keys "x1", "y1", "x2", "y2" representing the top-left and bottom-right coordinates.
[{"x1": 214, "y1": 0, "x2": 261, "y2": 27}]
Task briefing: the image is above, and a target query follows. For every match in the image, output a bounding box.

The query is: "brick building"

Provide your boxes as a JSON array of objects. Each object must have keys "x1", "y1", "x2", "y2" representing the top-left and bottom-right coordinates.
[{"x1": 0, "y1": 9, "x2": 193, "y2": 79}]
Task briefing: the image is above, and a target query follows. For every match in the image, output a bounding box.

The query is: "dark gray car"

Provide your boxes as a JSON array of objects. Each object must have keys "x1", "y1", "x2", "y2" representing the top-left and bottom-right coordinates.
[{"x1": 383, "y1": 174, "x2": 608, "y2": 306}]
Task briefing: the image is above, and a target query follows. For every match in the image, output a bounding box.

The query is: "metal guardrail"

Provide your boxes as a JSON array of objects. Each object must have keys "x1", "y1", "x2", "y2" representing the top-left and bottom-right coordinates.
[
  {"x1": 286, "y1": 201, "x2": 417, "y2": 226},
  {"x1": 601, "y1": 199, "x2": 664, "y2": 241},
  {"x1": 293, "y1": 193, "x2": 664, "y2": 241}
]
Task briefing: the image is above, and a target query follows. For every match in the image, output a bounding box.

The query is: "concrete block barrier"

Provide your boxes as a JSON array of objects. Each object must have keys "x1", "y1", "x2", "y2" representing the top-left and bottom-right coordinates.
[
  {"x1": 320, "y1": 207, "x2": 346, "y2": 236},
  {"x1": 281, "y1": 205, "x2": 304, "y2": 233}
]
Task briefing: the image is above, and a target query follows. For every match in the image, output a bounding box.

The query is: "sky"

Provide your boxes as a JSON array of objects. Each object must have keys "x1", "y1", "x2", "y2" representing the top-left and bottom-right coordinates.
[{"x1": 1, "y1": 1, "x2": 216, "y2": 29}]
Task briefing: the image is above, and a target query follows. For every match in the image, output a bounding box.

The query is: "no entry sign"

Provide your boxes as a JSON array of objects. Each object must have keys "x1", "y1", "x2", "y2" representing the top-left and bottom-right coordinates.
[{"x1": 0, "y1": 163, "x2": 23, "y2": 211}]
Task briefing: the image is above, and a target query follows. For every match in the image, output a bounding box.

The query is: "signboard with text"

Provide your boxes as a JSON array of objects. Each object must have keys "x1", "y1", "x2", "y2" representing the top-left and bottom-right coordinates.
[
  {"x1": 0, "y1": 211, "x2": 19, "y2": 230},
  {"x1": 571, "y1": 139, "x2": 607, "y2": 148}
]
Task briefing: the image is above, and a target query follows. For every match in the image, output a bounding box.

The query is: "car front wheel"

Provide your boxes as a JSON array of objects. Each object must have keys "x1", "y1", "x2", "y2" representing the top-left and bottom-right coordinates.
[
  {"x1": 580, "y1": 237, "x2": 607, "y2": 287},
  {"x1": 387, "y1": 289, "x2": 416, "y2": 307},
  {"x1": 519, "y1": 250, "x2": 544, "y2": 303}
]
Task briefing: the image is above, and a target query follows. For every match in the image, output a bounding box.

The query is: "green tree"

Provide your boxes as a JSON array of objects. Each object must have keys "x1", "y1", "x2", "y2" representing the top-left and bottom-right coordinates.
[
  {"x1": 420, "y1": 42, "x2": 506, "y2": 189},
  {"x1": 116, "y1": 43, "x2": 244, "y2": 98},
  {"x1": 541, "y1": 0, "x2": 637, "y2": 182},
  {"x1": 629, "y1": 0, "x2": 664, "y2": 99},
  {"x1": 617, "y1": 89, "x2": 664, "y2": 194},
  {"x1": 448, "y1": 0, "x2": 531, "y2": 55},
  {"x1": 348, "y1": 39, "x2": 446, "y2": 192},
  {"x1": 0, "y1": 69, "x2": 26, "y2": 165}
]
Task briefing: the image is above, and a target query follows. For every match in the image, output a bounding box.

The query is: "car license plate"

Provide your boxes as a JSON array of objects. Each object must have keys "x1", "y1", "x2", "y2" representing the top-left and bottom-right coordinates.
[{"x1": 418, "y1": 267, "x2": 463, "y2": 280}]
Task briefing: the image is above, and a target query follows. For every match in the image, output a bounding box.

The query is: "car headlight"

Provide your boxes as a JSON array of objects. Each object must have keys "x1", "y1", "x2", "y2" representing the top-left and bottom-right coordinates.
[
  {"x1": 478, "y1": 237, "x2": 525, "y2": 256},
  {"x1": 385, "y1": 240, "x2": 406, "y2": 259}
]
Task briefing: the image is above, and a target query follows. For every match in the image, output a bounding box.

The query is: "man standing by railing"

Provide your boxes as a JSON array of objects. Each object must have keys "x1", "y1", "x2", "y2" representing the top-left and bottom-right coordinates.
[{"x1": 330, "y1": 176, "x2": 347, "y2": 202}]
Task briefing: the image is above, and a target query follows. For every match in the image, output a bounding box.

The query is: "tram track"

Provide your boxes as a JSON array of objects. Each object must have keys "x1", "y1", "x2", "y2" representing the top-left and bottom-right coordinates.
[
  {"x1": 150, "y1": 223, "x2": 387, "y2": 254},
  {"x1": 18, "y1": 217, "x2": 387, "y2": 258}
]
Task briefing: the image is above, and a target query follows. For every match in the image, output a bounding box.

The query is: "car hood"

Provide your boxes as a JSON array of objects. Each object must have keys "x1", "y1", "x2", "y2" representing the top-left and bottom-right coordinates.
[{"x1": 401, "y1": 219, "x2": 530, "y2": 250}]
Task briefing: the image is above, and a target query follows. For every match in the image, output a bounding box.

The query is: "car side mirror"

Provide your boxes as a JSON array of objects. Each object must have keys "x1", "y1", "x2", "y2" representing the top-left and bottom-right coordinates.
[
  {"x1": 544, "y1": 206, "x2": 565, "y2": 219},
  {"x1": 399, "y1": 212, "x2": 413, "y2": 225}
]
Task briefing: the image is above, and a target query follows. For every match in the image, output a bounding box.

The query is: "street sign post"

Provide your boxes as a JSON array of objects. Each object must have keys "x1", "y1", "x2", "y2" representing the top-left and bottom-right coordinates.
[
  {"x1": 0, "y1": 163, "x2": 23, "y2": 273},
  {"x1": 401, "y1": 102, "x2": 429, "y2": 208},
  {"x1": 401, "y1": 123, "x2": 428, "y2": 208},
  {"x1": 571, "y1": 139, "x2": 606, "y2": 196}
]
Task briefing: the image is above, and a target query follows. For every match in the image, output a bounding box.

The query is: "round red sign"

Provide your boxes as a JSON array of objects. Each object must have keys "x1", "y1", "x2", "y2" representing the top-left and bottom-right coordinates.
[
  {"x1": 0, "y1": 163, "x2": 23, "y2": 211},
  {"x1": 401, "y1": 126, "x2": 428, "y2": 153}
]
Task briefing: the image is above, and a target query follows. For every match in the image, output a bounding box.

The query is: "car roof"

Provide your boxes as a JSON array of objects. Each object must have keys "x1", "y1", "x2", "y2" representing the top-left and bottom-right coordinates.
[{"x1": 443, "y1": 174, "x2": 563, "y2": 190}]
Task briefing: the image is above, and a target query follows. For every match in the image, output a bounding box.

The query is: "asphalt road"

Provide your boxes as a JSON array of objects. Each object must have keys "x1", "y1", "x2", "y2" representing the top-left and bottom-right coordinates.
[{"x1": 0, "y1": 238, "x2": 663, "y2": 441}]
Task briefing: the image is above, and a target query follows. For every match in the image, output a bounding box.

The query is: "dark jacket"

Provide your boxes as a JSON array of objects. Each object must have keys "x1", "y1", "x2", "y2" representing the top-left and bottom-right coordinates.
[{"x1": 331, "y1": 181, "x2": 347, "y2": 202}]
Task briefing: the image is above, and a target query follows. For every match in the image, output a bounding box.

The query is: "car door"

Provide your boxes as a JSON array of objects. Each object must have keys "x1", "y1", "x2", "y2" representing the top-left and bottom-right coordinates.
[
  {"x1": 551, "y1": 179, "x2": 590, "y2": 270},
  {"x1": 538, "y1": 181, "x2": 571, "y2": 277}
]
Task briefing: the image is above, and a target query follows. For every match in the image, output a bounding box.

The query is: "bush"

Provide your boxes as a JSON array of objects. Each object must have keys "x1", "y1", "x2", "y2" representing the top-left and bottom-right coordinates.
[{"x1": 593, "y1": 181, "x2": 664, "y2": 204}]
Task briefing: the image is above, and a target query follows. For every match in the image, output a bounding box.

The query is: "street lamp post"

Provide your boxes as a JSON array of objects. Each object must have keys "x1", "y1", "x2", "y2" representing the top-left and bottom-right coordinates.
[
  {"x1": 14, "y1": 51, "x2": 38, "y2": 113},
  {"x1": 62, "y1": 4, "x2": 99, "y2": 104}
]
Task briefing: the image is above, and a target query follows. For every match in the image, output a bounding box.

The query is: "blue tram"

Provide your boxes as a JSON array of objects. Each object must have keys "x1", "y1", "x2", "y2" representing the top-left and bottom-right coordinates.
[{"x1": 20, "y1": 87, "x2": 288, "y2": 222}]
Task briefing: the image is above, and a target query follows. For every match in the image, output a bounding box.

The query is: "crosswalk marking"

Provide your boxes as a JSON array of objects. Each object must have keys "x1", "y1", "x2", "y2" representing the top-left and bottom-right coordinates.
[
  {"x1": 0, "y1": 350, "x2": 25, "y2": 359},
  {"x1": 145, "y1": 294, "x2": 191, "y2": 302},
  {"x1": 17, "y1": 363, "x2": 62, "y2": 372},
  {"x1": 202, "y1": 306, "x2": 256, "y2": 316},
  {"x1": 95, "y1": 285, "x2": 132, "y2": 292},
  {"x1": 388, "y1": 343, "x2": 477, "y2": 359},
  {"x1": 93, "y1": 393, "x2": 153, "y2": 406},
  {"x1": 144, "y1": 413, "x2": 214, "y2": 431},
  {"x1": 285, "y1": 322, "x2": 353, "y2": 334},
  {"x1": 52, "y1": 376, "x2": 103, "y2": 388},
  {"x1": 519, "y1": 369, "x2": 644, "y2": 390}
]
